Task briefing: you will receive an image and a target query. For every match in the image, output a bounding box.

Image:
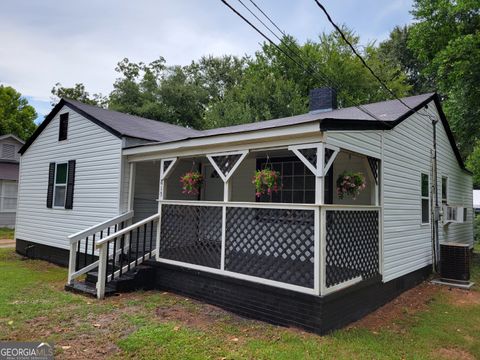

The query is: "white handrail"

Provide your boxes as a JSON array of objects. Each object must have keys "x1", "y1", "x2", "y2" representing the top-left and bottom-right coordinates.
[
  {"x1": 96, "y1": 213, "x2": 160, "y2": 247},
  {"x1": 68, "y1": 211, "x2": 134, "y2": 244}
]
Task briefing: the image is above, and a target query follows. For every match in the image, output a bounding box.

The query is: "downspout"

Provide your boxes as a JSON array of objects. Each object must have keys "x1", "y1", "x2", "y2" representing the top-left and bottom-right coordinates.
[{"x1": 432, "y1": 118, "x2": 440, "y2": 273}]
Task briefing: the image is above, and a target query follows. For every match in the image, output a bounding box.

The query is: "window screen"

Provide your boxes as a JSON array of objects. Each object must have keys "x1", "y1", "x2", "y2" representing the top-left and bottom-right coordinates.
[
  {"x1": 441, "y1": 177, "x2": 447, "y2": 204},
  {"x1": 421, "y1": 173, "x2": 429, "y2": 224}
]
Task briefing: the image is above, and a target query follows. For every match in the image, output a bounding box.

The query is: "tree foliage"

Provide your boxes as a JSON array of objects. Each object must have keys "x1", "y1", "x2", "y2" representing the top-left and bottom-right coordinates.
[
  {"x1": 51, "y1": 83, "x2": 107, "y2": 107},
  {"x1": 408, "y1": 0, "x2": 480, "y2": 157},
  {"x1": 205, "y1": 31, "x2": 411, "y2": 128},
  {"x1": 0, "y1": 85, "x2": 37, "y2": 140}
]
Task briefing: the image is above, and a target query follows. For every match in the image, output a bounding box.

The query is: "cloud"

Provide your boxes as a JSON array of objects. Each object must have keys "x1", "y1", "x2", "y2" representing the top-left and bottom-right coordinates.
[{"x1": 0, "y1": 0, "x2": 414, "y2": 112}]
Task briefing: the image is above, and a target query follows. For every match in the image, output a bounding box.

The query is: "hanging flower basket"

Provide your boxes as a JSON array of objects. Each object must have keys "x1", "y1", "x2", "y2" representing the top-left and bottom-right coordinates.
[
  {"x1": 180, "y1": 171, "x2": 203, "y2": 195},
  {"x1": 252, "y1": 168, "x2": 281, "y2": 198},
  {"x1": 336, "y1": 171, "x2": 366, "y2": 200}
]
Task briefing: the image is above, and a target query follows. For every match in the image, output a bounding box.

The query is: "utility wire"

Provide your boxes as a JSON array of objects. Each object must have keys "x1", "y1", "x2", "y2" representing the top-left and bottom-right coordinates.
[
  {"x1": 312, "y1": 0, "x2": 437, "y2": 122},
  {"x1": 221, "y1": 0, "x2": 385, "y2": 123}
]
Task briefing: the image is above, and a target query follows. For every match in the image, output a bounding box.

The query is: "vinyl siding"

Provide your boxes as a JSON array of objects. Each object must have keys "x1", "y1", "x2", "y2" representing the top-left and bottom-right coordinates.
[
  {"x1": 132, "y1": 161, "x2": 160, "y2": 222},
  {"x1": 15, "y1": 106, "x2": 123, "y2": 250},
  {"x1": 326, "y1": 131, "x2": 382, "y2": 158},
  {"x1": 382, "y1": 101, "x2": 473, "y2": 282}
]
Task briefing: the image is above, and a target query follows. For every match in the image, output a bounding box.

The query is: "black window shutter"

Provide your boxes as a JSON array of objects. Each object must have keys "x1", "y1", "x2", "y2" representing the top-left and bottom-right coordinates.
[
  {"x1": 47, "y1": 162, "x2": 55, "y2": 208},
  {"x1": 65, "y1": 160, "x2": 76, "y2": 209},
  {"x1": 59, "y1": 113, "x2": 69, "y2": 141}
]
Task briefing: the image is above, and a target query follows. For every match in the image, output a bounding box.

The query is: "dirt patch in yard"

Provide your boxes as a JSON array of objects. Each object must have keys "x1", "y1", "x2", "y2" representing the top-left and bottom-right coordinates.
[
  {"x1": 445, "y1": 288, "x2": 480, "y2": 307},
  {"x1": 349, "y1": 282, "x2": 439, "y2": 332},
  {"x1": 436, "y1": 347, "x2": 476, "y2": 360}
]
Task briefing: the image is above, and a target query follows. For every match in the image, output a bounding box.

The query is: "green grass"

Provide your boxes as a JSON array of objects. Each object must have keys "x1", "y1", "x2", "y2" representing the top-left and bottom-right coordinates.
[
  {"x1": 0, "y1": 227, "x2": 14, "y2": 239},
  {"x1": 1, "y1": 247, "x2": 479, "y2": 359}
]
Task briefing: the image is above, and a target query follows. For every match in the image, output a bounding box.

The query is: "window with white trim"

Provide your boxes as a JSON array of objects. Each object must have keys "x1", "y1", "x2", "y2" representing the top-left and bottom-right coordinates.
[
  {"x1": 0, "y1": 180, "x2": 18, "y2": 212},
  {"x1": 53, "y1": 163, "x2": 68, "y2": 207},
  {"x1": 441, "y1": 176, "x2": 448, "y2": 204},
  {"x1": 421, "y1": 173, "x2": 429, "y2": 224}
]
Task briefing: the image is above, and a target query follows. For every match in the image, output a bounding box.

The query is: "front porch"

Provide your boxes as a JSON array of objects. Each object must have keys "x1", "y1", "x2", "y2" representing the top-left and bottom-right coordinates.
[{"x1": 66, "y1": 140, "x2": 382, "y2": 303}]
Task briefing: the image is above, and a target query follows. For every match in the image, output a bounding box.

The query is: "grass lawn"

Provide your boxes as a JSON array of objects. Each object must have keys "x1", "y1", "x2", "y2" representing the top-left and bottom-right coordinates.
[
  {"x1": 0, "y1": 248, "x2": 479, "y2": 359},
  {"x1": 0, "y1": 227, "x2": 14, "y2": 239}
]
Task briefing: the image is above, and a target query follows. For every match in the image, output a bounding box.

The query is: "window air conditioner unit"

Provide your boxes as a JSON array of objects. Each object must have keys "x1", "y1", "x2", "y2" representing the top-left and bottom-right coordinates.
[
  {"x1": 440, "y1": 243, "x2": 471, "y2": 281},
  {"x1": 443, "y1": 205, "x2": 466, "y2": 224}
]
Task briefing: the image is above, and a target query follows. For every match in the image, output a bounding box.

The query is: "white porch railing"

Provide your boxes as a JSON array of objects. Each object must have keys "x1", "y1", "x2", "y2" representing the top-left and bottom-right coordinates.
[
  {"x1": 67, "y1": 211, "x2": 134, "y2": 285},
  {"x1": 72, "y1": 201, "x2": 381, "y2": 299},
  {"x1": 95, "y1": 213, "x2": 159, "y2": 298},
  {"x1": 155, "y1": 200, "x2": 381, "y2": 297}
]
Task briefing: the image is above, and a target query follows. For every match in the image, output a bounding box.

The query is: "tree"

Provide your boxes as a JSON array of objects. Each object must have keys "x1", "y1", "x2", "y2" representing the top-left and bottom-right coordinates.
[
  {"x1": 378, "y1": 25, "x2": 433, "y2": 94},
  {"x1": 108, "y1": 56, "x2": 246, "y2": 129},
  {"x1": 0, "y1": 85, "x2": 37, "y2": 140},
  {"x1": 408, "y1": 0, "x2": 480, "y2": 157},
  {"x1": 205, "y1": 31, "x2": 411, "y2": 128},
  {"x1": 51, "y1": 83, "x2": 108, "y2": 107}
]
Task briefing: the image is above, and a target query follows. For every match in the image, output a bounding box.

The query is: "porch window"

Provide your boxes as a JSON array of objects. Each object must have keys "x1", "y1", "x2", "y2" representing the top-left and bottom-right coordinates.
[
  {"x1": 441, "y1": 176, "x2": 448, "y2": 204},
  {"x1": 256, "y1": 157, "x2": 314, "y2": 203},
  {"x1": 54, "y1": 163, "x2": 68, "y2": 207},
  {"x1": 421, "y1": 173, "x2": 429, "y2": 224}
]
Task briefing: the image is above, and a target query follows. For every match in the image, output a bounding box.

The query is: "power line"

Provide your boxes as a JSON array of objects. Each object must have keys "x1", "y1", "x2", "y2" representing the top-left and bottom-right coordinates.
[
  {"x1": 312, "y1": 0, "x2": 437, "y2": 123},
  {"x1": 221, "y1": 0, "x2": 386, "y2": 123}
]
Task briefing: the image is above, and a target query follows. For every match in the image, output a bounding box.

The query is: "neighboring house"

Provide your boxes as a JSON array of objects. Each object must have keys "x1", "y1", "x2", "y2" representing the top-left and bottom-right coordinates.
[
  {"x1": 15, "y1": 89, "x2": 473, "y2": 334},
  {"x1": 0, "y1": 134, "x2": 24, "y2": 228}
]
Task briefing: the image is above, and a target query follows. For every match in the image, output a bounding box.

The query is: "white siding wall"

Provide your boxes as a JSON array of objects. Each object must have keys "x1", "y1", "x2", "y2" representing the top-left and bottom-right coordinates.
[
  {"x1": 382, "y1": 101, "x2": 473, "y2": 282},
  {"x1": 326, "y1": 131, "x2": 382, "y2": 158},
  {"x1": 15, "y1": 106, "x2": 123, "y2": 250},
  {"x1": 132, "y1": 161, "x2": 160, "y2": 222}
]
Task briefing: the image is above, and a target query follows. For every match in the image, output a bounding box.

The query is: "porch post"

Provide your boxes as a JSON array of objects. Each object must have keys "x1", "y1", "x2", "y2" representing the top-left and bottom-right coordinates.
[
  {"x1": 316, "y1": 144, "x2": 325, "y2": 205},
  {"x1": 127, "y1": 162, "x2": 136, "y2": 211}
]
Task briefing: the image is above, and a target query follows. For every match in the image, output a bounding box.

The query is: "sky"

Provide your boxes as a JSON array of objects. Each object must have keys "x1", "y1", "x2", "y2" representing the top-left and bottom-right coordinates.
[{"x1": 0, "y1": 0, "x2": 414, "y2": 122}]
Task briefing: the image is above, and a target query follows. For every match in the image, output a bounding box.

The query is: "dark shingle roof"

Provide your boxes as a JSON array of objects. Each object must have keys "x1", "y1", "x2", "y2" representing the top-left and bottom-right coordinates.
[
  {"x1": 20, "y1": 92, "x2": 467, "y2": 173},
  {"x1": 64, "y1": 99, "x2": 201, "y2": 142},
  {"x1": 199, "y1": 93, "x2": 435, "y2": 137}
]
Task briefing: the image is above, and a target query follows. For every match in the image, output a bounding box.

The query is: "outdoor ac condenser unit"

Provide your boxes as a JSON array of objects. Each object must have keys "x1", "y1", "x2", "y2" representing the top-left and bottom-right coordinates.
[{"x1": 440, "y1": 243, "x2": 471, "y2": 281}]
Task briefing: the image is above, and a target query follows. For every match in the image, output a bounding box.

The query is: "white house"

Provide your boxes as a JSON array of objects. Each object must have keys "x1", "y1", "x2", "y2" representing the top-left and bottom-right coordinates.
[
  {"x1": 15, "y1": 89, "x2": 473, "y2": 333},
  {"x1": 0, "y1": 134, "x2": 24, "y2": 228}
]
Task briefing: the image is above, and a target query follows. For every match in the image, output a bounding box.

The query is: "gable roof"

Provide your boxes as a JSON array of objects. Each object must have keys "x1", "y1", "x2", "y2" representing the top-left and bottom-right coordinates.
[
  {"x1": 0, "y1": 134, "x2": 25, "y2": 144},
  {"x1": 19, "y1": 98, "x2": 200, "y2": 154},
  {"x1": 19, "y1": 93, "x2": 468, "y2": 174}
]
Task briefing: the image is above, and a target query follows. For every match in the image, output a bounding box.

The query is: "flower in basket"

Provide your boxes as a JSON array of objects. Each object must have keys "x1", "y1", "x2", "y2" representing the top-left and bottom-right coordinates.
[
  {"x1": 336, "y1": 171, "x2": 366, "y2": 200},
  {"x1": 252, "y1": 168, "x2": 281, "y2": 198},
  {"x1": 180, "y1": 171, "x2": 203, "y2": 195}
]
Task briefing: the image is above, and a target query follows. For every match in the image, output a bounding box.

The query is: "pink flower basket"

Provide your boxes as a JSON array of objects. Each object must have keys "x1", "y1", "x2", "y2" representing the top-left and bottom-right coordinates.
[{"x1": 336, "y1": 171, "x2": 366, "y2": 200}]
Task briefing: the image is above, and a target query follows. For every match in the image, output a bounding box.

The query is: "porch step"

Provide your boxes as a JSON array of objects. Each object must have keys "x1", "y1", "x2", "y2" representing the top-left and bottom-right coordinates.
[
  {"x1": 65, "y1": 264, "x2": 156, "y2": 297},
  {"x1": 65, "y1": 280, "x2": 116, "y2": 297}
]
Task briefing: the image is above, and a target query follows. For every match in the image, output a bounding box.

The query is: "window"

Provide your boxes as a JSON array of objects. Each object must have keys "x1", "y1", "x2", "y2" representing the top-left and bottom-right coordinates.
[
  {"x1": 441, "y1": 176, "x2": 448, "y2": 204},
  {"x1": 256, "y1": 157, "x2": 316, "y2": 204},
  {"x1": 59, "y1": 113, "x2": 69, "y2": 141},
  {"x1": 0, "y1": 180, "x2": 18, "y2": 212},
  {"x1": 421, "y1": 173, "x2": 429, "y2": 224},
  {"x1": 54, "y1": 163, "x2": 68, "y2": 207},
  {"x1": 1, "y1": 144, "x2": 15, "y2": 159}
]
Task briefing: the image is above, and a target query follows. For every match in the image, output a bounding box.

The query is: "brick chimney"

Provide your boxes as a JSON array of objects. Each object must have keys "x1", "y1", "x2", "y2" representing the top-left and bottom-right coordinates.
[{"x1": 309, "y1": 87, "x2": 337, "y2": 113}]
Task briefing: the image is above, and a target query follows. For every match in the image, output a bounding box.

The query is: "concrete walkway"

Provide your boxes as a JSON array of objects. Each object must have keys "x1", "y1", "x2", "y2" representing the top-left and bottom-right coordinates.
[{"x1": 0, "y1": 239, "x2": 15, "y2": 248}]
